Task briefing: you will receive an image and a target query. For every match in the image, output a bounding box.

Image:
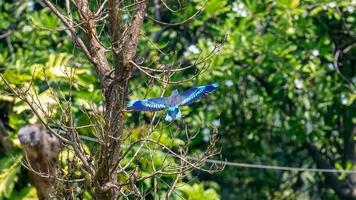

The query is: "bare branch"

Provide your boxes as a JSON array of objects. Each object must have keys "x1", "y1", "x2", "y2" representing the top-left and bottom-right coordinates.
[
  {"x1": 124, "y1": 0, "x2": 148, "y2": 61},
  {"x1": 43, "y1": 0, "x2": 111, "y2": 86},
  {"x1": 0, "y1": 73, "x2": 73, "y2": 144},
  {"x1": 95, "y1": 0, "x2": 109, "y2": 16},
  {"x1": 147, "y1": 0, "x2": 207, "y2": 26},
  {"x1": 42, "y1": 0, "x2": 91, "y2": 60},
  {"x1": 333, "y1": 43, "x2": 356, "y2": 90},
  {"x1": 306, "y1": 142, "x2": 356, "y2": 199},
  {"x1": 130, "y1": 60, "x2": 211, "y2": 85}
]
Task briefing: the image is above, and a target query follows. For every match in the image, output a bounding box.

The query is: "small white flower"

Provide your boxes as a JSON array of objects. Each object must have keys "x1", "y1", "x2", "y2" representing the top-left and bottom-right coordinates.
[
  {"x1": 294, "y1": 78, "x2": 304, "y2": 89},
  {"x1": 207, "y1": 105, "x2": 215, "y2": 111},
  {"x1": 28, "y1": 0, "x2": 34, "y2": 11},
  {"x1": 341, "y1": 94, "x2": 348, "y2": 105},
  {"x1": 212, "y1": 119, "x2": 221, "y2": 127},
  {"x1": 311, "y1": 49, "x2": 319, "y2": 57},
  {"x1": 232, "y1": 2, "x2": 243, "y2": 12},
  {"x1": 122, "y1": 14, "x2": 129, "y2": 20},
  {"x1": 203, "y1": 128, "x2": 211, "y2": 135},
  {"x1": 203, "y1": 128, "x2": 210, "y2": 142},
  {"x1": 287, "y1": 27, "x2": 295, "y2": 34},
  {"x1": 232, "y1": 2, "x2": 248, "y2": 17},
  {"x1": 274, "y1": 113, "x2": 281, "y2": 127},
  {"x1": 306, "y1": 121, "x2": 313, "y2": 134},
  {"x1": 187, "y1": 45, "x2": 200, "y2": 54},
  {"x1": 328, "y1": 63, "x2": 335, "y2": 71},
  {"x1": 328, "y1": 2, "x2": 336, "y2": 8},
  {"x1": 203, "y1": 134, "x2": 210, "y2": 142},
  {"x1": 225, "y1": 80, "x2": 234, "y2": 87},
  {"x1": 238, "y1": 10, "x2": 248, "y2": 17},
  {"x1": 347, "y1": 6, "x2": 355, "y2": 13},
  {"x1": 22, "y1": 25, "x2": 32, "y2": 32}
]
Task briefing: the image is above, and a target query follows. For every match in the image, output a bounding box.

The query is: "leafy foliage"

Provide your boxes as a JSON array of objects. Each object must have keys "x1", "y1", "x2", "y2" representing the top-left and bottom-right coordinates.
[
  {"x1": 141, "y1": 0, "x2": 356, "y2": 199},
  {"x1": 177, "y1": 183, "x2": 219, "y2": 200},
  {"x1": 0, "y1": 157, "x2": 20, "y2": 199},
  {"x1": 0, "y1": 0, "x2": 355, "y2": 199}
]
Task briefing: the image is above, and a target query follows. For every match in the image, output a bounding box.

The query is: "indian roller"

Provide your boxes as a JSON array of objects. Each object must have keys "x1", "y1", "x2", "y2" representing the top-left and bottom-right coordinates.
[{"x1": 127, "y1": 83, "x2": 219, "y2": 121}]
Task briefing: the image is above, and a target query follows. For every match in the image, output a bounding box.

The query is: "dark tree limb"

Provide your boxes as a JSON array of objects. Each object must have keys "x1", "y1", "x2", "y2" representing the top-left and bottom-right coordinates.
[
  {"x1": 344, "y1": 126, "x2": 356, "y2": 196},
  {"x1": 305, "y1": 142, "x2": 356, "y2": 200},
  {"x1": 0, "y1": 120, "x2": 12, "y2": 153}
]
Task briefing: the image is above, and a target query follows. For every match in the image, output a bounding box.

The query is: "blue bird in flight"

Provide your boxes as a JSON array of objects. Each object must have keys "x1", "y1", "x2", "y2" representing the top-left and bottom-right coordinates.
[{"x1": 127, "y1": 83, "x2": 219, "y2": 121}]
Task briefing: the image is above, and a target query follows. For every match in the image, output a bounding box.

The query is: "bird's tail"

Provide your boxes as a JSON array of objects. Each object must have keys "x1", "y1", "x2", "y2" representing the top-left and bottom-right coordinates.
[{"x1": 165, "y1": 107, "x2": 181, "y2": 121}]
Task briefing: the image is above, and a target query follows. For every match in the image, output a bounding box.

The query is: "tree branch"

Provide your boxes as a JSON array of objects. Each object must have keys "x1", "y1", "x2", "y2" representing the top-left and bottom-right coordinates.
[
  {"x1": 74, "y1": 0, "x2": 111, "y2": 86},
  {"x1": 43, "y1": 0, "x2": 110, "y2": 87},
  {"x1": 42, "y1": 0, "x2": 91, "y2": 60},
  {"x1": 124, "y1": 0, "x2": 148, "y2": 61},
  {"x1": 305, "y1": 142, "x2": 356, "y2": 199}
]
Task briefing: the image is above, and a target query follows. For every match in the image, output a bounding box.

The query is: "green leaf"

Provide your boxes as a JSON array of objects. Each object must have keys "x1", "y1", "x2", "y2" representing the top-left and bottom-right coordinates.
[
  {"x1": 177, "y1": 183, "x2": 219, "y2": 200},
  {"x1": 0, "y1": 157, "x2": 21, "y2": 198}
]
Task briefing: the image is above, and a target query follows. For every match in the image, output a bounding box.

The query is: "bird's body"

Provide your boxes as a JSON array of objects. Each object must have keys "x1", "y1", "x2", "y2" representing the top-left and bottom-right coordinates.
[{"x1": 127, "y1": 83, "x2": 218, "y2": 121}]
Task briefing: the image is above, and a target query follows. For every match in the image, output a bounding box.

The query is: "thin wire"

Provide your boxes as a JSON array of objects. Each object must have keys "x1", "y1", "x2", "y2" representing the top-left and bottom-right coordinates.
[
  {"x1": 58, "y1": 131, "x2": 356, "y2": 174},
  {"x1": 186, "y1": 156, "x2": 356, "y2": 174}
]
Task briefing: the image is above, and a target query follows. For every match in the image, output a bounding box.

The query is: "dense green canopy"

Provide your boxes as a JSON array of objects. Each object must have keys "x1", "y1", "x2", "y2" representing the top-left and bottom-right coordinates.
[{"x1": 0, "y1": 0, "x2": 355, "y2": 199}]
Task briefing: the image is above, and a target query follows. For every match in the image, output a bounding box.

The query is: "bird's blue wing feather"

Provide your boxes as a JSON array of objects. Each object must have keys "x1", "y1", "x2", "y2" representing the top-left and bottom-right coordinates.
[
  {"x1": 127, "y1": 97, "x2": 167, "y2": 112},
  {"x1": 178, "y1": 83, "x2": 218, "y2": 106}
]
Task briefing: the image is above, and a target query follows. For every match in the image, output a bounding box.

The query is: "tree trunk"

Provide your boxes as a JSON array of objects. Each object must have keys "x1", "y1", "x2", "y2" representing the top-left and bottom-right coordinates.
[{"x1": 93, "y1": 80, "x2": 128, "y2": 199}]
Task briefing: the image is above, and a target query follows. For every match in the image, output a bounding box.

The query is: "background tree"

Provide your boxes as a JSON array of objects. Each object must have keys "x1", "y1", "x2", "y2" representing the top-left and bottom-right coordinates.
[
  {"x1": 174, "y1": 0, "x2": 356, "y2": 199},
  {"x1": 0, "y1": 0, "x2": 355, "y2": 200}
]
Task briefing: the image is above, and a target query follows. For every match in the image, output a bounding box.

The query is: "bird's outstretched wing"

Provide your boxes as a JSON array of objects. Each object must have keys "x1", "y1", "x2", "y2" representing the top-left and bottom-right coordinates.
[
  {"x1": 127, "y1": 97, "x2": 167, "y2": 112},
  {"x1": 178, "y1": 83, "x2": 218, "y2": 106}
]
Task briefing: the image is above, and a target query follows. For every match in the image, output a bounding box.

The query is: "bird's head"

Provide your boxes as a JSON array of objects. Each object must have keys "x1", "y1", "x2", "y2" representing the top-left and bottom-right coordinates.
[{"x1": 170, "y1": 89, "x2": 179, "y2": 96}]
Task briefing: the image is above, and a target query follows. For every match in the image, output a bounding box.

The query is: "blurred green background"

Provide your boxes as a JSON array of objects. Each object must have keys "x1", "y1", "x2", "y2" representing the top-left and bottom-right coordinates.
[{"x1": 0, "y1": 0, "x2": 355, "y2": 199}]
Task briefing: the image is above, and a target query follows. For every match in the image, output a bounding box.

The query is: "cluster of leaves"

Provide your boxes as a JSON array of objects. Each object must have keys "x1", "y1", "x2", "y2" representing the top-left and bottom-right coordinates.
[
  {"x1": 138, "y1": 0, "x2": 356, "y2": 199},
  {"x1": 1, "y1": 0, "x2": 355, "y2": 199}
]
